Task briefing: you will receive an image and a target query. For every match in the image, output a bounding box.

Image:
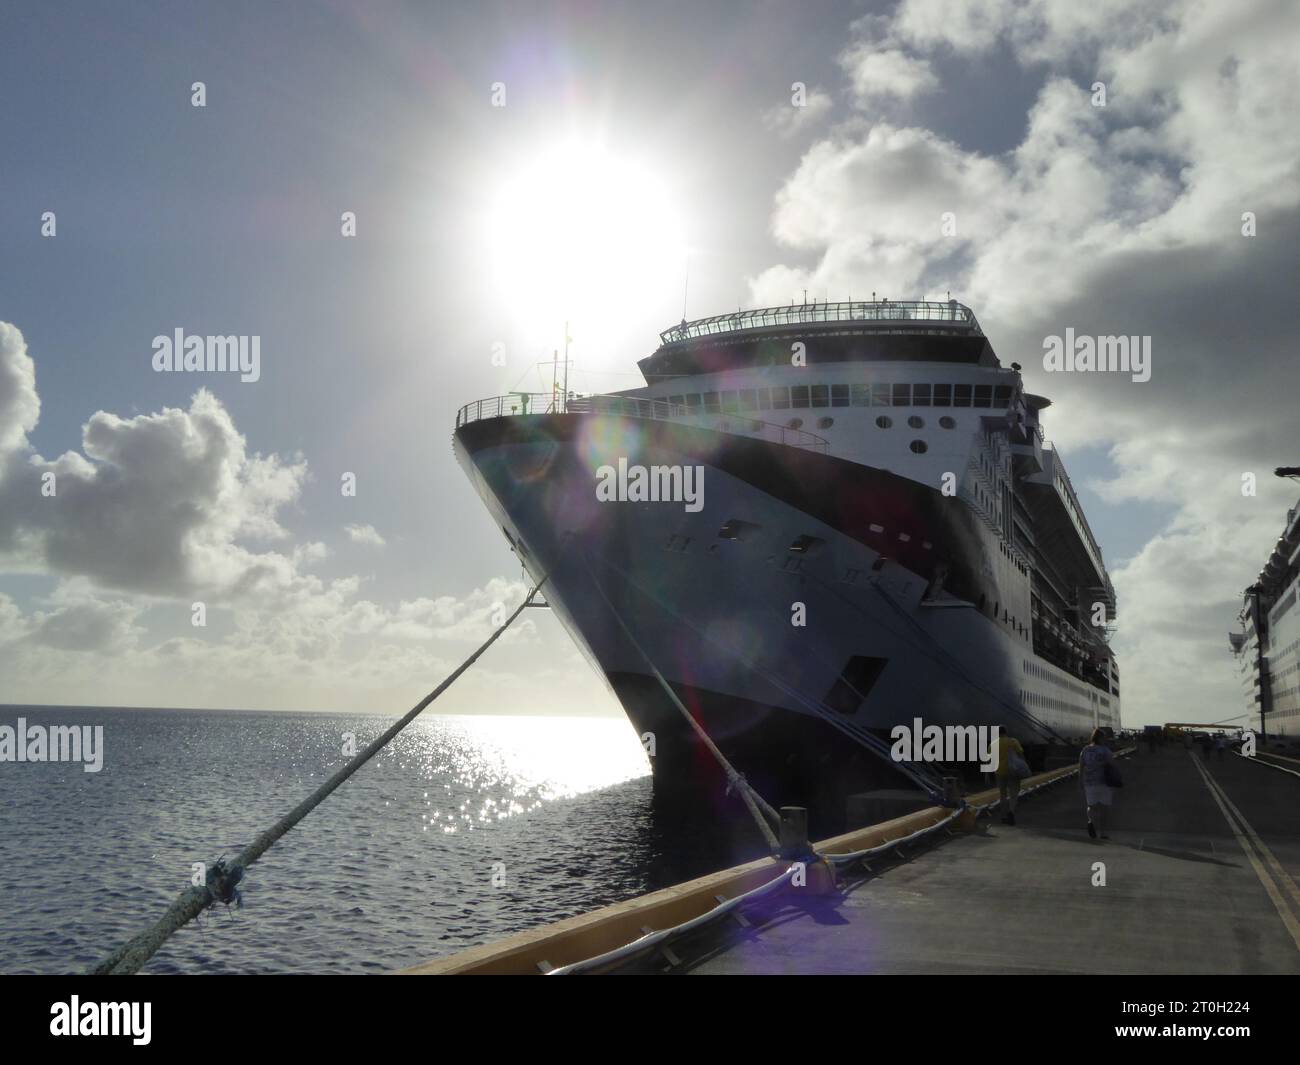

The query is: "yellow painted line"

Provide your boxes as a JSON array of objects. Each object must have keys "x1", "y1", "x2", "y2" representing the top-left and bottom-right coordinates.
[
  {"x1": 1189, "y1": 752, "x2": 1300, "y2": 951},
  {"x1": 1209, "y1": 768, "x2": 1300, "y2": 913}
]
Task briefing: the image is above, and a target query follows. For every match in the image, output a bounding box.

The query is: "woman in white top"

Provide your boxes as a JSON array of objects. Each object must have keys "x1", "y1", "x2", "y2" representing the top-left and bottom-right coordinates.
[{"x1": 1079, "y1": 728, "x2": 1117, "y2": 840}]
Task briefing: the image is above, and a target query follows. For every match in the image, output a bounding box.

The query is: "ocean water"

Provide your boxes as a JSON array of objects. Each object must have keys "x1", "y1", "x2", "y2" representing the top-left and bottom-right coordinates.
[{"x1": 0, "y1": 706, "x2": 766, "y2": 974}]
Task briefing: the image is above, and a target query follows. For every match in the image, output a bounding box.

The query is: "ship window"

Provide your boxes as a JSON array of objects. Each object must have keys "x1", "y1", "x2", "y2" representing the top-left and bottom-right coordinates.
[
  {"x1": 910, "y1": 439, "x2": 928, "y2": 453},
  {"x1": 994, "y1": 385, "x2": 1013, "y2": 408},
  {"x1": 789, "y1": 535, "x2": 825, "y2": 555},
  {"x1": 973, "y1": 385, "x2": 993, "y2": 408},
  {"x1": 756, "y1": 389, "x2": 772, "y2": 411},
  {"x1": 913, "y1": 384, "x2": 931, "y2": 406},
  {"x1": 718, "y1": 519, "x2": 761, "y2": 542},
  {"x1": 669, "y1": 395, "x2": 685, "y2": 409},
  {"x1": 823, "y1": 656, "x2": 888, "y2": 715},
  {"x1": 954, "y1": 384, "x2": 972, "y2": 407},
  {"x1": 851, "y1": 384, "x2": 870, "y2": 406},
  {"x1": 818, "y1": 416, "x2": 834, "y2": 429},
  {"x1": 939, "y1": 416, "x2": 956, "y2": 429},
  {"x1": 721, "y1": 391, "x2": 740, "y2": 413},
  {"x1": 810, "y1": 384, "x2": 829, "y2": 407},
  {"x1": 876, "y1": 415, "x2": 893, "y2": 429},
  {"x1": 831, "y1": 384, "x2": 850, "y2": 407},
  {"x1": 703, "y1": 391, "x2": 720, "y2": 412},
  {"x1": 685, "y1": 394, "x2": 702, "y2": 411},
  {"x1": 787, "y1": 417, "x2": 803, "y2": 429},
  {"x1": 933, "y1": 384, "x2": 952, "y2": 406},
  {"x1": 791, "y1": 385, "x2": 810, "y2": 408},
  {"x1": 908, "y1": 415, "x2": 924, "y2": 429},
  {"x1": 769, "y1": 386, "x2": 790, "y2": 409},
  {"x1": 871, "y1": 383, "x2": 892, "y2": 406},
  {"x1": 892, "y1": 383, "x2": 911, "y2": 406},
  {"x1": 739, "y1": 389, "x2": 758, "y2": 412}
]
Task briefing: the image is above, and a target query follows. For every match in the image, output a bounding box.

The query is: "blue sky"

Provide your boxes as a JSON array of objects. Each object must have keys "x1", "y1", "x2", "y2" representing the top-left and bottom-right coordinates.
[{"x1": 2, "y1": 0, "x2": 1297, "y2": 724}]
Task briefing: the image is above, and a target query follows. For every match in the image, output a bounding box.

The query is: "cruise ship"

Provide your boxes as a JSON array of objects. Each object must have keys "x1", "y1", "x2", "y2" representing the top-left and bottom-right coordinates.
[
  {"x1": 1230, "y1": 473, "x2": 1300, "y2": 740},
  {"x1": 454, "y1": 301, "x2": 1121, "y2": 824}
]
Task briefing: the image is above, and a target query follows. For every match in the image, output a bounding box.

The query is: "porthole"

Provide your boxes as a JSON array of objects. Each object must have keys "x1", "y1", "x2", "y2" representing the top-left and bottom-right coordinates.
[
  {"x1": 818, "y1": 416, "x2": 834, "y2": 429},
  {"x1": 909, "y1": 439, "x2": 928, "y2": 454},
  {"x1": 787, "y1": 417, "x2": 803, "y2": 429},
  {"x1": 939, "y1": 416, "x2": 956, "y2": 429},
  {"x1": 908, "y1": 415, "x2": 924, "y2": 429},
  {"x1": 875, "y1": 415, "x2": 893, "y2": 429}
]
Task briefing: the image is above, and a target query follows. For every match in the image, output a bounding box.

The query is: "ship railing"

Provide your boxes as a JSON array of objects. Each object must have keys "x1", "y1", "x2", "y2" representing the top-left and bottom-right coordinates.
[
  {"x1": 659, "y1": 299, "x2": 980, "y2": 344},
  {"x1": 455, "y1": 391, "x2": 830, "y2": 452}
]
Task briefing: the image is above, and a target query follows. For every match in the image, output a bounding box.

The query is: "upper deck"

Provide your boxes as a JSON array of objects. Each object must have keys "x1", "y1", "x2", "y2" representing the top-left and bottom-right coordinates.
[{"x1": 641, "y1": 299, "x2": 998, "y2": 382}]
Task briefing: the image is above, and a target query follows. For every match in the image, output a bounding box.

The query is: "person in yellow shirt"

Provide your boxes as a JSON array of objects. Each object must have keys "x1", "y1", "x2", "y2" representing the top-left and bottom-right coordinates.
[{"x1": 996, "y1": 732, "x2": 1027, "y2": 825}]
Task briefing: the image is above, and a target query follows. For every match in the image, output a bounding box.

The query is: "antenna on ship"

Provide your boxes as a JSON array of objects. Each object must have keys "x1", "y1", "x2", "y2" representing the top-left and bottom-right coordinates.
[{"x1": 681, "y1": 253, "x2": 690, "y2": 322}]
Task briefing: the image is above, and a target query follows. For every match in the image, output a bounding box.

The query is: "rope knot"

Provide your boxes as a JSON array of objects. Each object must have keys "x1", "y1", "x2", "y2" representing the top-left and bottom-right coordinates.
[{"x1": 206, "y1": 857, "x2": 245, "y2": 909}]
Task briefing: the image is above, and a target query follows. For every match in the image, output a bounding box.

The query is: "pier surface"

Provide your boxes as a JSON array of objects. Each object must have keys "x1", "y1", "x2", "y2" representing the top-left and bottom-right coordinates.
[{"x1": 682, "y1": 747, "x2": 1300, "y2": 975}]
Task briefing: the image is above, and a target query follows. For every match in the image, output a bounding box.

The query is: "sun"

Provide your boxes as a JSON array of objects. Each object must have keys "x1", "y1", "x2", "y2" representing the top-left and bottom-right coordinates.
[{"x1": 482, "y1": 139, "x2": 687, "y2": 346}]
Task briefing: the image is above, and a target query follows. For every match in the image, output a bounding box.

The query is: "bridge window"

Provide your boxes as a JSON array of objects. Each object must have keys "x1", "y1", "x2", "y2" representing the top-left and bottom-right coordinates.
[
  {"x1": 954, "y1": 384, "x2": 972, "y2": 407},
  {"x1": 933, "y1": 384, "x2": 952, "y2": 406},
  {"x1": 851, "y1": 384, "x2": 871, "y2": 406},
  {"x1": 892, "y1": 383, "x2": 910, "y2": 405},
  {"x1": 811, "y1": 384, "x2": 829, "y2": 407},
  {"x1": 791, "y1": 385, "x2": 810, "y2": 408},
  {"x1": 721, "y1": 391, "x2": 740, "y2": 413},
  {"x1": 739, "y1": 389, "x2": 758, "y2": 411},
  {"x1": 769, "y1": 386, "x2": 790, "y2": 409},
  {"x1": 994, "y1": 385, "x2": 1013, "y2": 408},
  {"x1": 973, "y1": 384, "x2": 993, "y2": 408},
  {"x1": 703, "y1": 391, "x2": 720, "y2": 412},
  {"x1": 913, "y1": 384, "x2": 931, "y2": 406},
  {"x1": 685, "y1": 394, "x2": 702, "y2": 411},
  {"x1": 831, "y1": 384, "x2": 850, "y2": 407},
  {"x1": 872, "y1": 383, "x2": 892, "y2": 406}
]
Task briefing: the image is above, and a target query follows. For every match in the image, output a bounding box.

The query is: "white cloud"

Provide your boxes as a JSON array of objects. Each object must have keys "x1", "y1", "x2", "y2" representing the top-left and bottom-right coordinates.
[
  {"x1": 842, "y1": 46, "x2": 938, "y2": 103},
  {"x1": 762, "y1": 88, "x2": 833, "y2": 137},
  {"x1": 0, "y1": 324, "x2": 579, "y2": 714},
  {"x1": 345, "y1": 523, "x2": 387, "y2": 548}
]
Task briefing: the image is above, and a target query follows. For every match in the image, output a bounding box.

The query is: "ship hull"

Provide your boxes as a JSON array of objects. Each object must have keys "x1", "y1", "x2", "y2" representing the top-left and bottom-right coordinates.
[{"x1": 454, "y1": 411, "x2": 1117, "y2": 830}]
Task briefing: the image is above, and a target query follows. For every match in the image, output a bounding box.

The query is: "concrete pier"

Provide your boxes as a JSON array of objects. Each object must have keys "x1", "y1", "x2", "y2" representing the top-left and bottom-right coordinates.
[{"x1": 684, "y1": 747, "x2": 1300, "y2": 975}]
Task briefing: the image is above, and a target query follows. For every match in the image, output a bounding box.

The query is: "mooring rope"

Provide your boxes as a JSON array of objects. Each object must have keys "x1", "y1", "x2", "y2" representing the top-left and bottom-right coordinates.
[{"x1": 90, "y1": 577, "x2": 549, "y2": 975}]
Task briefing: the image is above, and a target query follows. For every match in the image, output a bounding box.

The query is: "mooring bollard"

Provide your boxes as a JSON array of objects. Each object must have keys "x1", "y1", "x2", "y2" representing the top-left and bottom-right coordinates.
[{"x1": 779, "y1": 806, "x2": 809, "y2": 859}]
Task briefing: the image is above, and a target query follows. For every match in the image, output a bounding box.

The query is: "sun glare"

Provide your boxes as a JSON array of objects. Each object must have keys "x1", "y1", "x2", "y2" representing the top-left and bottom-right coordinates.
[{"x1": 483, "y1": 140, "x2": 687, "y2": 343}]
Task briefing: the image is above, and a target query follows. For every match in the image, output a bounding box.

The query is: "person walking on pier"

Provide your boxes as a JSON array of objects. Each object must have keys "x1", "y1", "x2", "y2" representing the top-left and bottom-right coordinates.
[
  {"x1": 996, "y1": 732, "x2": 1028, "y2": 825},
  {"x1": 1080, "y1": 729, "x2": 1118, "y2": 840}
]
